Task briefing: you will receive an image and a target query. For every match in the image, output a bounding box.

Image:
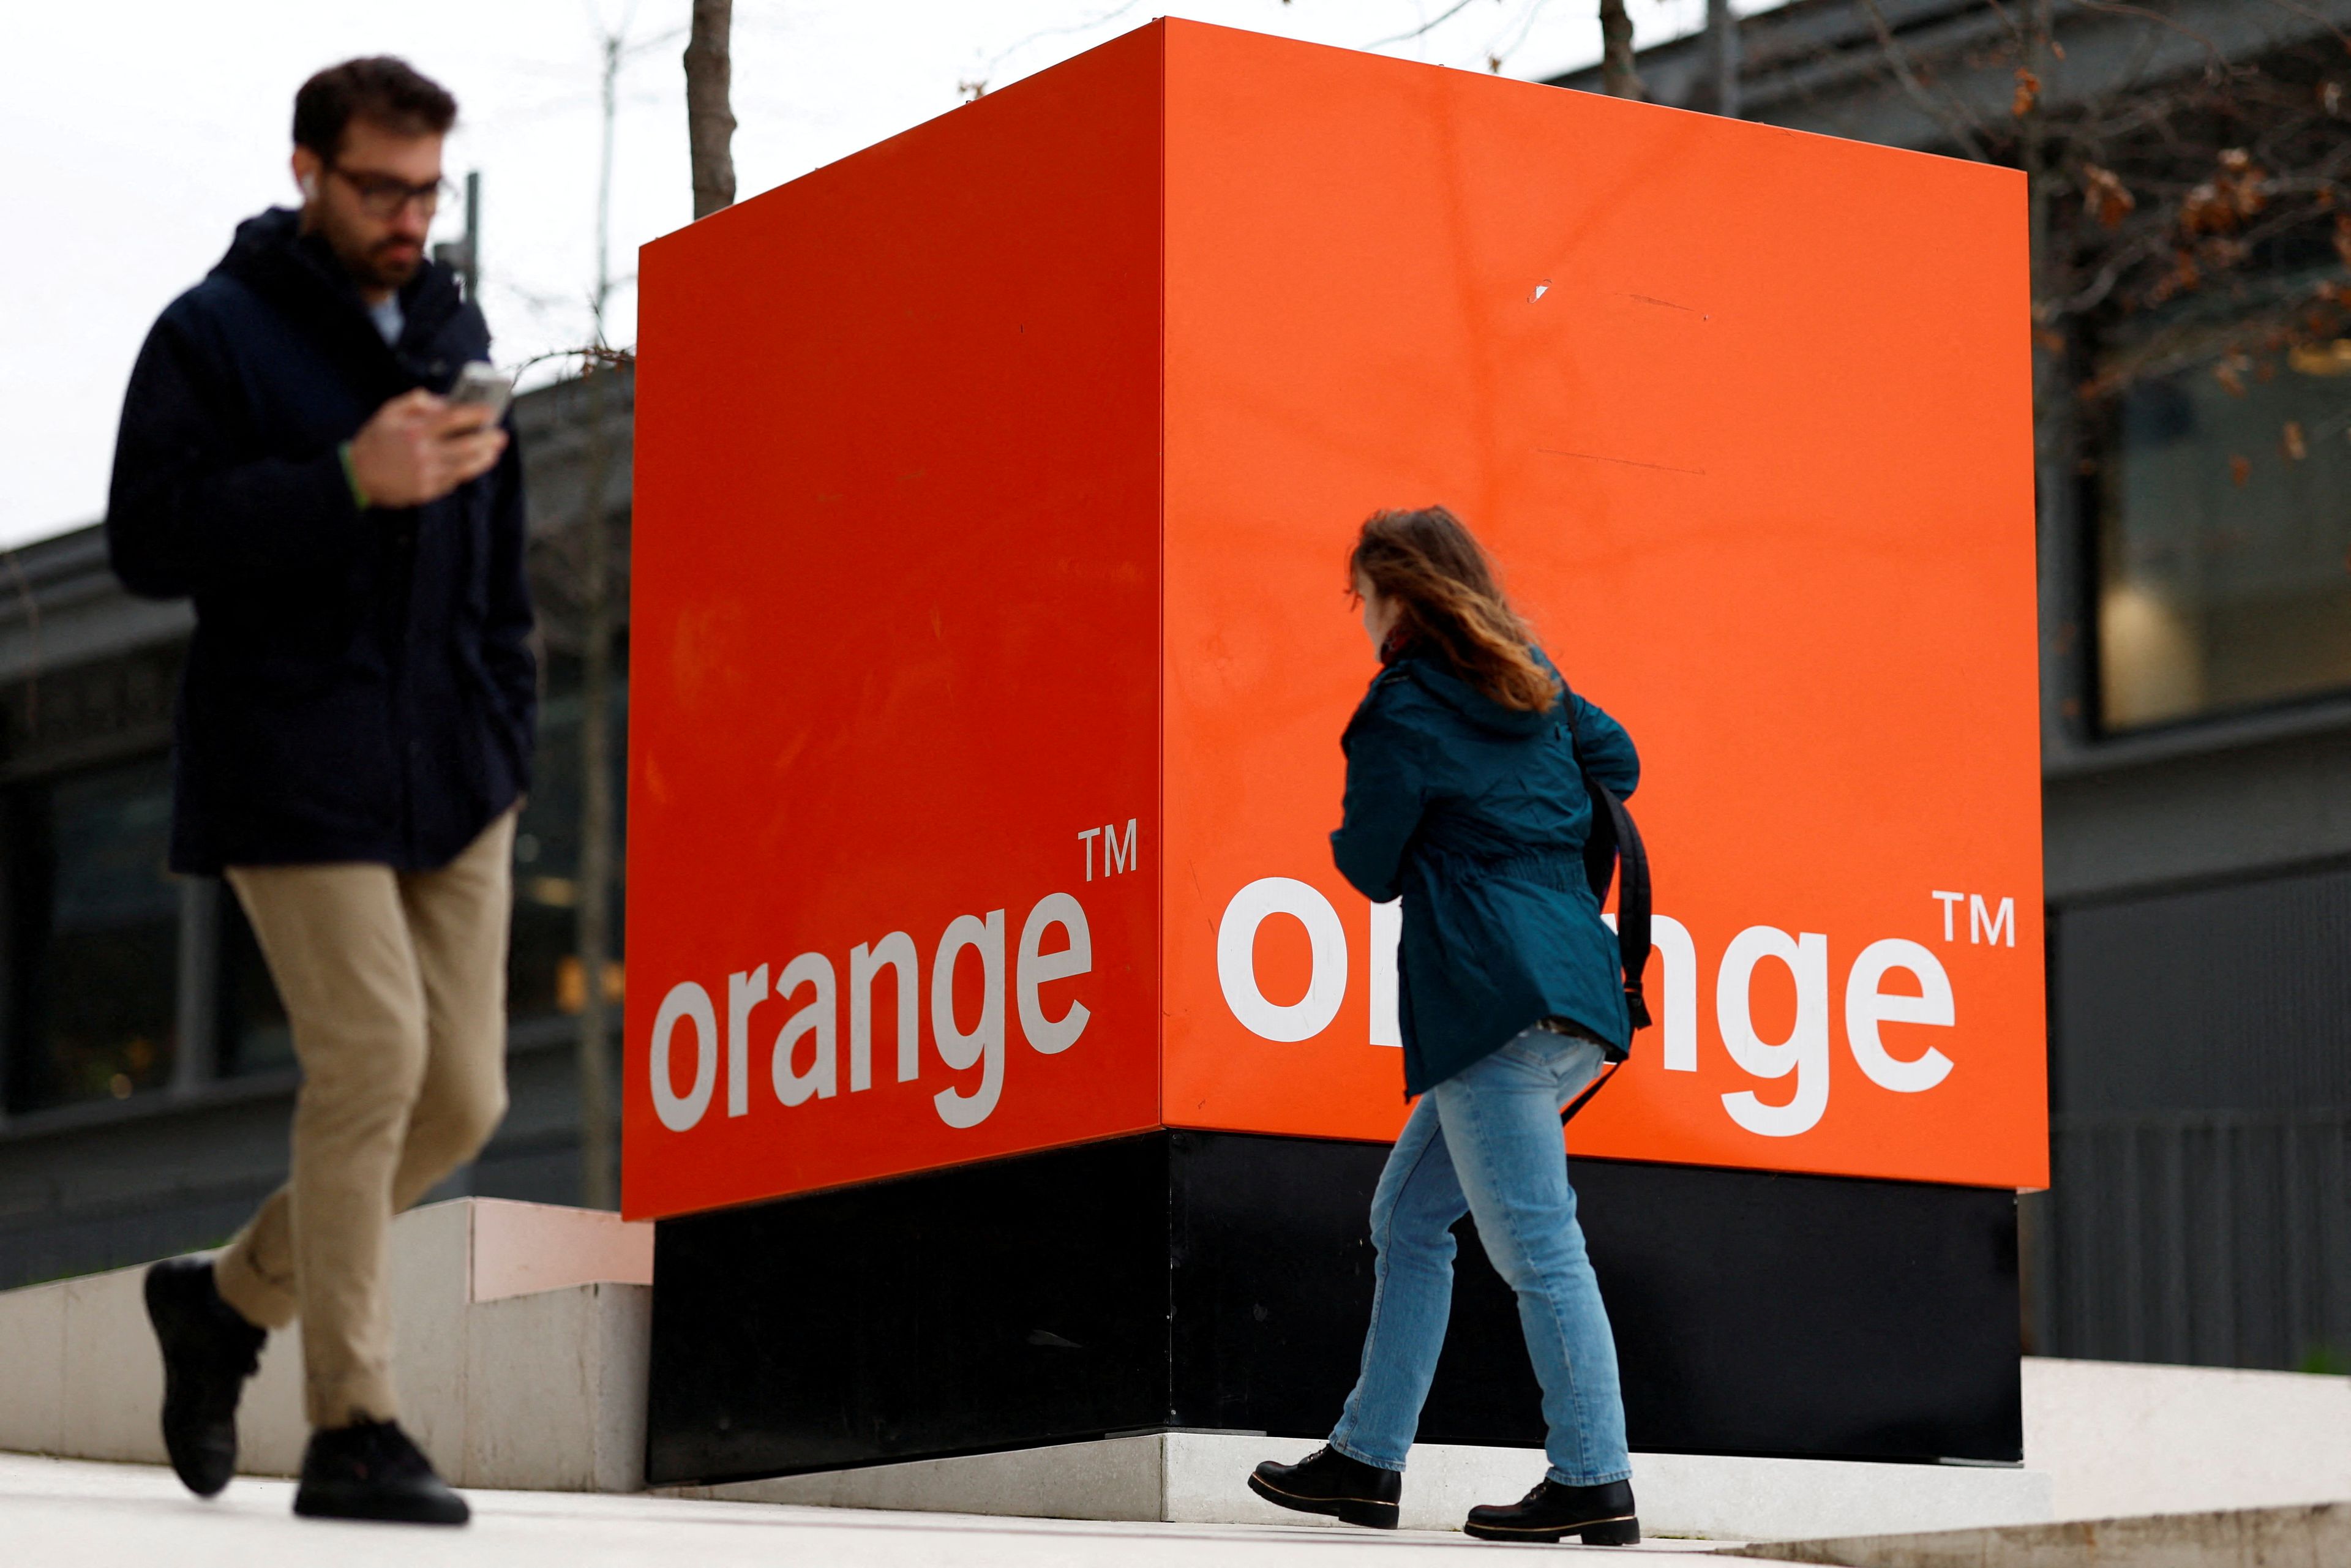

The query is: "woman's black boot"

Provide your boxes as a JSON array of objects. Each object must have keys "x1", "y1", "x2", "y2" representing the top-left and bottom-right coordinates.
[
  {"x1": 1463, "y1": 1477, "x2": 1640, "y2": 1544},
  {"x1": 1247, "y1": 1446, "x2": 1401, "y2": 1529}
]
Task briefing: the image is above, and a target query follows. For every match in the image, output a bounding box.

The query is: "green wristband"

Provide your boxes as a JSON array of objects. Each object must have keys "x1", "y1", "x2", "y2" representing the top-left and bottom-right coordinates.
[{"x1": 339, "y1": 441, "x2": 371, "y2": 511}]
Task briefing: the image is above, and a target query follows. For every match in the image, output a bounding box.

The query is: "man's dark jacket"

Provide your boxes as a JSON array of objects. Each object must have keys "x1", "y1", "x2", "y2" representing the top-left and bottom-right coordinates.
[{"x1": 107, "y1": 207, "x2": 534, "y2": 875}]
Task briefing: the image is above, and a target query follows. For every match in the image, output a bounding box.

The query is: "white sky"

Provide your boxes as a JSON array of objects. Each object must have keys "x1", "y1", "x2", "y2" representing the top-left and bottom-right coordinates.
[{"x1": 1, "y1": 0, "x2": 1749, "y2": 549}]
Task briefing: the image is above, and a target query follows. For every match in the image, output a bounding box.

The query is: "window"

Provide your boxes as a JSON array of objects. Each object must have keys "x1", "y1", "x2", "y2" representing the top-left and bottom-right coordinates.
[
  {"x1": 0, "y1": 651, "x2": 631, "y2": 1106},
  {"x1": 2096, "y1": 277, "x2": 2351, "y2": 731},
  {"x1": 3, "y1": 756, "x2": 181, "y2": 1112}
]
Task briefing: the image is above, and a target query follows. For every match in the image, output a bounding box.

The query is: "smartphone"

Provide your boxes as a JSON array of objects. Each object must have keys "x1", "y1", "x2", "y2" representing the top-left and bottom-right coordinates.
[{"x1": 447, "y1": 361, "x2": 514, "y2": 425}]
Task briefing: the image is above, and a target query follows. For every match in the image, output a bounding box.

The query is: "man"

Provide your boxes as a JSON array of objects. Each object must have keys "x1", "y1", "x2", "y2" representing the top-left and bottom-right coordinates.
[{"x1": 106, "y1": 58, "x2": 534, "y2": 1526}]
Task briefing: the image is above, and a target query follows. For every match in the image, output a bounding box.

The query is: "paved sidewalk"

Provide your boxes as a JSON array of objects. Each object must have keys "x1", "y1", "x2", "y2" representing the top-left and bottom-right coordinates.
[{"x1": 0, "y1": 1451, "x2": 1777, "y2": 1567}]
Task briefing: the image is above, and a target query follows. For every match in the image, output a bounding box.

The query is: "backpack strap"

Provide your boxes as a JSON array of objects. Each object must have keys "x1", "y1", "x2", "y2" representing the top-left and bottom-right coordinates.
[
  {"x1": 1559, "y1": 690, "x2": 1654, "y2": 1035},
  {"x1": 1583, "y1": 773, "x2": 1654, "y2": 1032},
  {"x1": 1558, "y1": 693, "x2": 1654, "y2": 1128}
]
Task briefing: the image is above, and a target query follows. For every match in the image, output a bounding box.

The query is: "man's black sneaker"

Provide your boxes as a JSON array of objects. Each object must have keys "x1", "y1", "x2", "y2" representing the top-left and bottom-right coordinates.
[
  {"x1": 144, "y1": 1256, "x2": 267, "y2": 1498},
  {"x1": 1247, "y1": 1445, "x2": 1401, "y2": 1529},
  {"x1": 293, "y1": 1419, "x2": 470, "y2": 1525},
  {"x1": 1463, "y1": 1476, "x2": 1640, "y2": 1544}
]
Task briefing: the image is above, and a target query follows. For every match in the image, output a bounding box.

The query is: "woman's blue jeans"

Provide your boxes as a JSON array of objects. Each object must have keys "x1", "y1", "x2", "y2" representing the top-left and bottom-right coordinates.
[{"x1": 1327, "y1": 1026, "x2": 1631, "y2": 1487}]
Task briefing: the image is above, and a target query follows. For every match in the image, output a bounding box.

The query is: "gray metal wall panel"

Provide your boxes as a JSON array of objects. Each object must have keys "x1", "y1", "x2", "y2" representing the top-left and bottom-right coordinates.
[
  {"x1": 2034, "y1": 1111, "x2": 2351, "y2": 1371},
  {"x1": 2040, "y1": 866, "x2": 2351, "y2": 1370},
  {"x1": 2044, "y1": 726, "x2": 2351, "y2": 902},
  {"x1": 2052, "y1": 861, "x2": 2351, "y2": 1115}
]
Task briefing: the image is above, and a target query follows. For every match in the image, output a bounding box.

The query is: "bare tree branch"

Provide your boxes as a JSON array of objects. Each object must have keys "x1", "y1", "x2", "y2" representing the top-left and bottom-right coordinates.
[
  {"x1": 2256, "y1": 0, "x2": 2351, "y2": 57},
  {"x1": 2071, "y1": 17, "x2": 2168, "y2": 127},
  {"x1": 1366, "y1": 0, "x2": 1482, "y2": 51},
  {"x1": 1857, "y1": 0, "x2": 1990, "y2": 159},
  {"x1": 1484, "y1": 0, "x2": 1559, "y2": 75},
  {"x1": 966, "y1": 0, "x2": 1152, "y2": 94},
  {"x1": 2071, "y1": 0, "x2": 2229, "y2": 73}
]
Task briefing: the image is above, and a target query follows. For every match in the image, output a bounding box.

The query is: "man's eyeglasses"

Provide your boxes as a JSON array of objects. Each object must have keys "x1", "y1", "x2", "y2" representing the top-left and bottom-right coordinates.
[{"x1": 327, "y1": 163, "x2": 449, "y2": 220}]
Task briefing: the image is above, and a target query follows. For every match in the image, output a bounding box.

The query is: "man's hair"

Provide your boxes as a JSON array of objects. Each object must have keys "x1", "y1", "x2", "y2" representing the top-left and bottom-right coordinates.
[{"x1": 293, "y1": 57, "x2": 457, "y2": 159}]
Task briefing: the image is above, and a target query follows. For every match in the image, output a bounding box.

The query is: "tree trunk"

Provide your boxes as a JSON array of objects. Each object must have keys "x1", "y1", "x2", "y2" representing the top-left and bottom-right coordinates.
[
  {"x1": 572, "y1": 36, "x2": 623, "y2": 1212},
  {"x1": 576, "y1": 366, "x2": 618, "y2": 1211},
  {"x1": 1599, "y1": 0, "x2": 1645, "y2": 100},
  {"x1": 2017, "y1": 0, "x2": 2082, "y2": 753},
  {"x1": 1707, "y1": 0, "x2": 1740, "y2": 118},
  {"x1": 685, "y1": 0, "x2": 737, "y2": 220}
]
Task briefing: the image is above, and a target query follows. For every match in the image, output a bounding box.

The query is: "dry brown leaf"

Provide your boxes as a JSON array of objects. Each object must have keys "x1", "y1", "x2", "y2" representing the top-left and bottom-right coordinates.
[
  {"x1": 2182, "y1": 151, "x2": 2270, "y2": 235},
  {"x1": 2214, "y1": 358, "x2": 2248, "y2": 396},
  {"x1": 2284, "y1": 421, "x2": 2308, "y2": 460},
  {"x1": 2147, "y1": 249, "x2": 2201, "y2": 306},
  {"x1": 2225, "y1": 155, "x2": 2268, "y2": 220},
  {"x1": 2201, "y1": 236, "x2": 2249, "y2": 272},
  {"x1": 2082, "y1": 164, "x2": 2135, "y2": 230},
  {"x1": 2230, "y1": 454, "x2": 2252, "y2": 486},
  {"x1": 2181, "y1": 181, "x2": 2230, "y2": 234},
  {"x1": 2012, "y1": 68, "x2": 2040, "y2": 118}
]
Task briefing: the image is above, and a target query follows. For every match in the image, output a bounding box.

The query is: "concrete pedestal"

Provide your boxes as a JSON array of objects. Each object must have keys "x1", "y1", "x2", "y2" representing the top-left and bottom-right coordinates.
[
  {"x1": 648, "y1": 1132, "x2": 2024, "y2": 1487},
  {"x1": 666, "y1": 1431, "x2": 2055, "y2": 1540},
  {"x1": 0, "y1": 1197, "x2": 653, "y2": 1491}
]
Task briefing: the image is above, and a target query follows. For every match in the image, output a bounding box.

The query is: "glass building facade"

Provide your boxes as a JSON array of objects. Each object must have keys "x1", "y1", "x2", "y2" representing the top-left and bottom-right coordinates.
[
  {"x1": 2096, "y1": 277, "x2": 2351, "y2": 731},
  {"x1": 6, "y1": 661, "x2": 628, "y2": 1116},
  {"x1": 2, "y1": 756, "x2": 182, "y2": 1111}
]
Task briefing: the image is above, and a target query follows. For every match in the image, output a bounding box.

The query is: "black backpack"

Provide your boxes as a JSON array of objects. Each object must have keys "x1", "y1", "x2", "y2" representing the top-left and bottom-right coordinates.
[{"x1": 1558, "y1": 695, "x2": 1654, "y2": 1126}]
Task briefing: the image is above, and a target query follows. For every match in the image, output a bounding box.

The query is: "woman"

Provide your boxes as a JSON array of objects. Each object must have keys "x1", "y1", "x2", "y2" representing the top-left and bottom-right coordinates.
[{"x1": 1247, "y1": 507, "x2": 1642, "y2": 1546}]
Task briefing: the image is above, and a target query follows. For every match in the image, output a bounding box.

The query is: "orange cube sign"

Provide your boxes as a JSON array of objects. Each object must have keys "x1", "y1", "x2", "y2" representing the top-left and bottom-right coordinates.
[{"x1": 623, "y1": 20, "x2": 2044, "y2": 1223}]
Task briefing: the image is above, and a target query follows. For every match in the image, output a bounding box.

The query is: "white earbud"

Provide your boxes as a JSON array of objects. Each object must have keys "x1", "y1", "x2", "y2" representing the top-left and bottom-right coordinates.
[{"x1": 300, "y1": 173, "x2": 318, "y2": 200}]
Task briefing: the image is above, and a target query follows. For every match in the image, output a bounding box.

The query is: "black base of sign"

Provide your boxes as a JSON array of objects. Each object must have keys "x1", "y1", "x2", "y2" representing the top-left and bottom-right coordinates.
[{"x1": 645, "y1": 1130, "x2": 2021, "y2": 1487}]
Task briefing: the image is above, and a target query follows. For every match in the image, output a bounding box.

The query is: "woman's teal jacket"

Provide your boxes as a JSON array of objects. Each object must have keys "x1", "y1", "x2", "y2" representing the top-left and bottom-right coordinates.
[{"x1": 1332, "y1": 645, "x2": 1640, "y2": 1099}]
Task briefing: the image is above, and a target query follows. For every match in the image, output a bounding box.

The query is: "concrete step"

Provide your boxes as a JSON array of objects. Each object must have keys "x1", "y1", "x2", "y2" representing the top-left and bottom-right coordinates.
[
  {"x1": 0, "y1": 1196, "x2": 653, "y2": 1491},
  {"x1": 2018, "y1": 1357, "x2": 2351, "y2": 1523},
  {"x1": 1720, "y1": 1499, "x2": 2350, "y2": 1567}
]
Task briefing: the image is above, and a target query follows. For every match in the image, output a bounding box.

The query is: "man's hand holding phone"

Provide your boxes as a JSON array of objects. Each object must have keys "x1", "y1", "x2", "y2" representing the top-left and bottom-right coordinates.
[{"x1": 346, "y1": 367, "x2": 510, "y2": 510}]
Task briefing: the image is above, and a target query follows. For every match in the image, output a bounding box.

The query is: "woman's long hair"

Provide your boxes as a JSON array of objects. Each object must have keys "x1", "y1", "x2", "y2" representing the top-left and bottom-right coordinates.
[{"x1": 1349, "y1": 507, "x2": 1559, "y2": 713}]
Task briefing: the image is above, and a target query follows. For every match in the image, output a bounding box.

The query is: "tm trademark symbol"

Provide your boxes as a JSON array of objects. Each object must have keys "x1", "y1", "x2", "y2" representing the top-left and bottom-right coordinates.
[
  {"x1": 1079, "y1": 818, "x2": 1139, "y2": 882},
  {"x1": 1930, "y1": 890, "x2": 2014, "y2": 947}
]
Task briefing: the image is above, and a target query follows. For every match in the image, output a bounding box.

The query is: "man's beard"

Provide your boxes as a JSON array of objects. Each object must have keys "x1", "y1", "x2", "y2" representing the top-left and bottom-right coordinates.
[
  {"x1": 316, "y1": 209, "x2": 422, "y2": 294},
  {"x1": 344, "y1": 238, "x2": 422, "y2": 293}
]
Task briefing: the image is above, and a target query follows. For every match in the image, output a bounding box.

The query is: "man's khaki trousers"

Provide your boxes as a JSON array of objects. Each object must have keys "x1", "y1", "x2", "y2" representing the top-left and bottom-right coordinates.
[{"x1": 212, "y1": 810, "x2": 516, "y2": 1430}]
